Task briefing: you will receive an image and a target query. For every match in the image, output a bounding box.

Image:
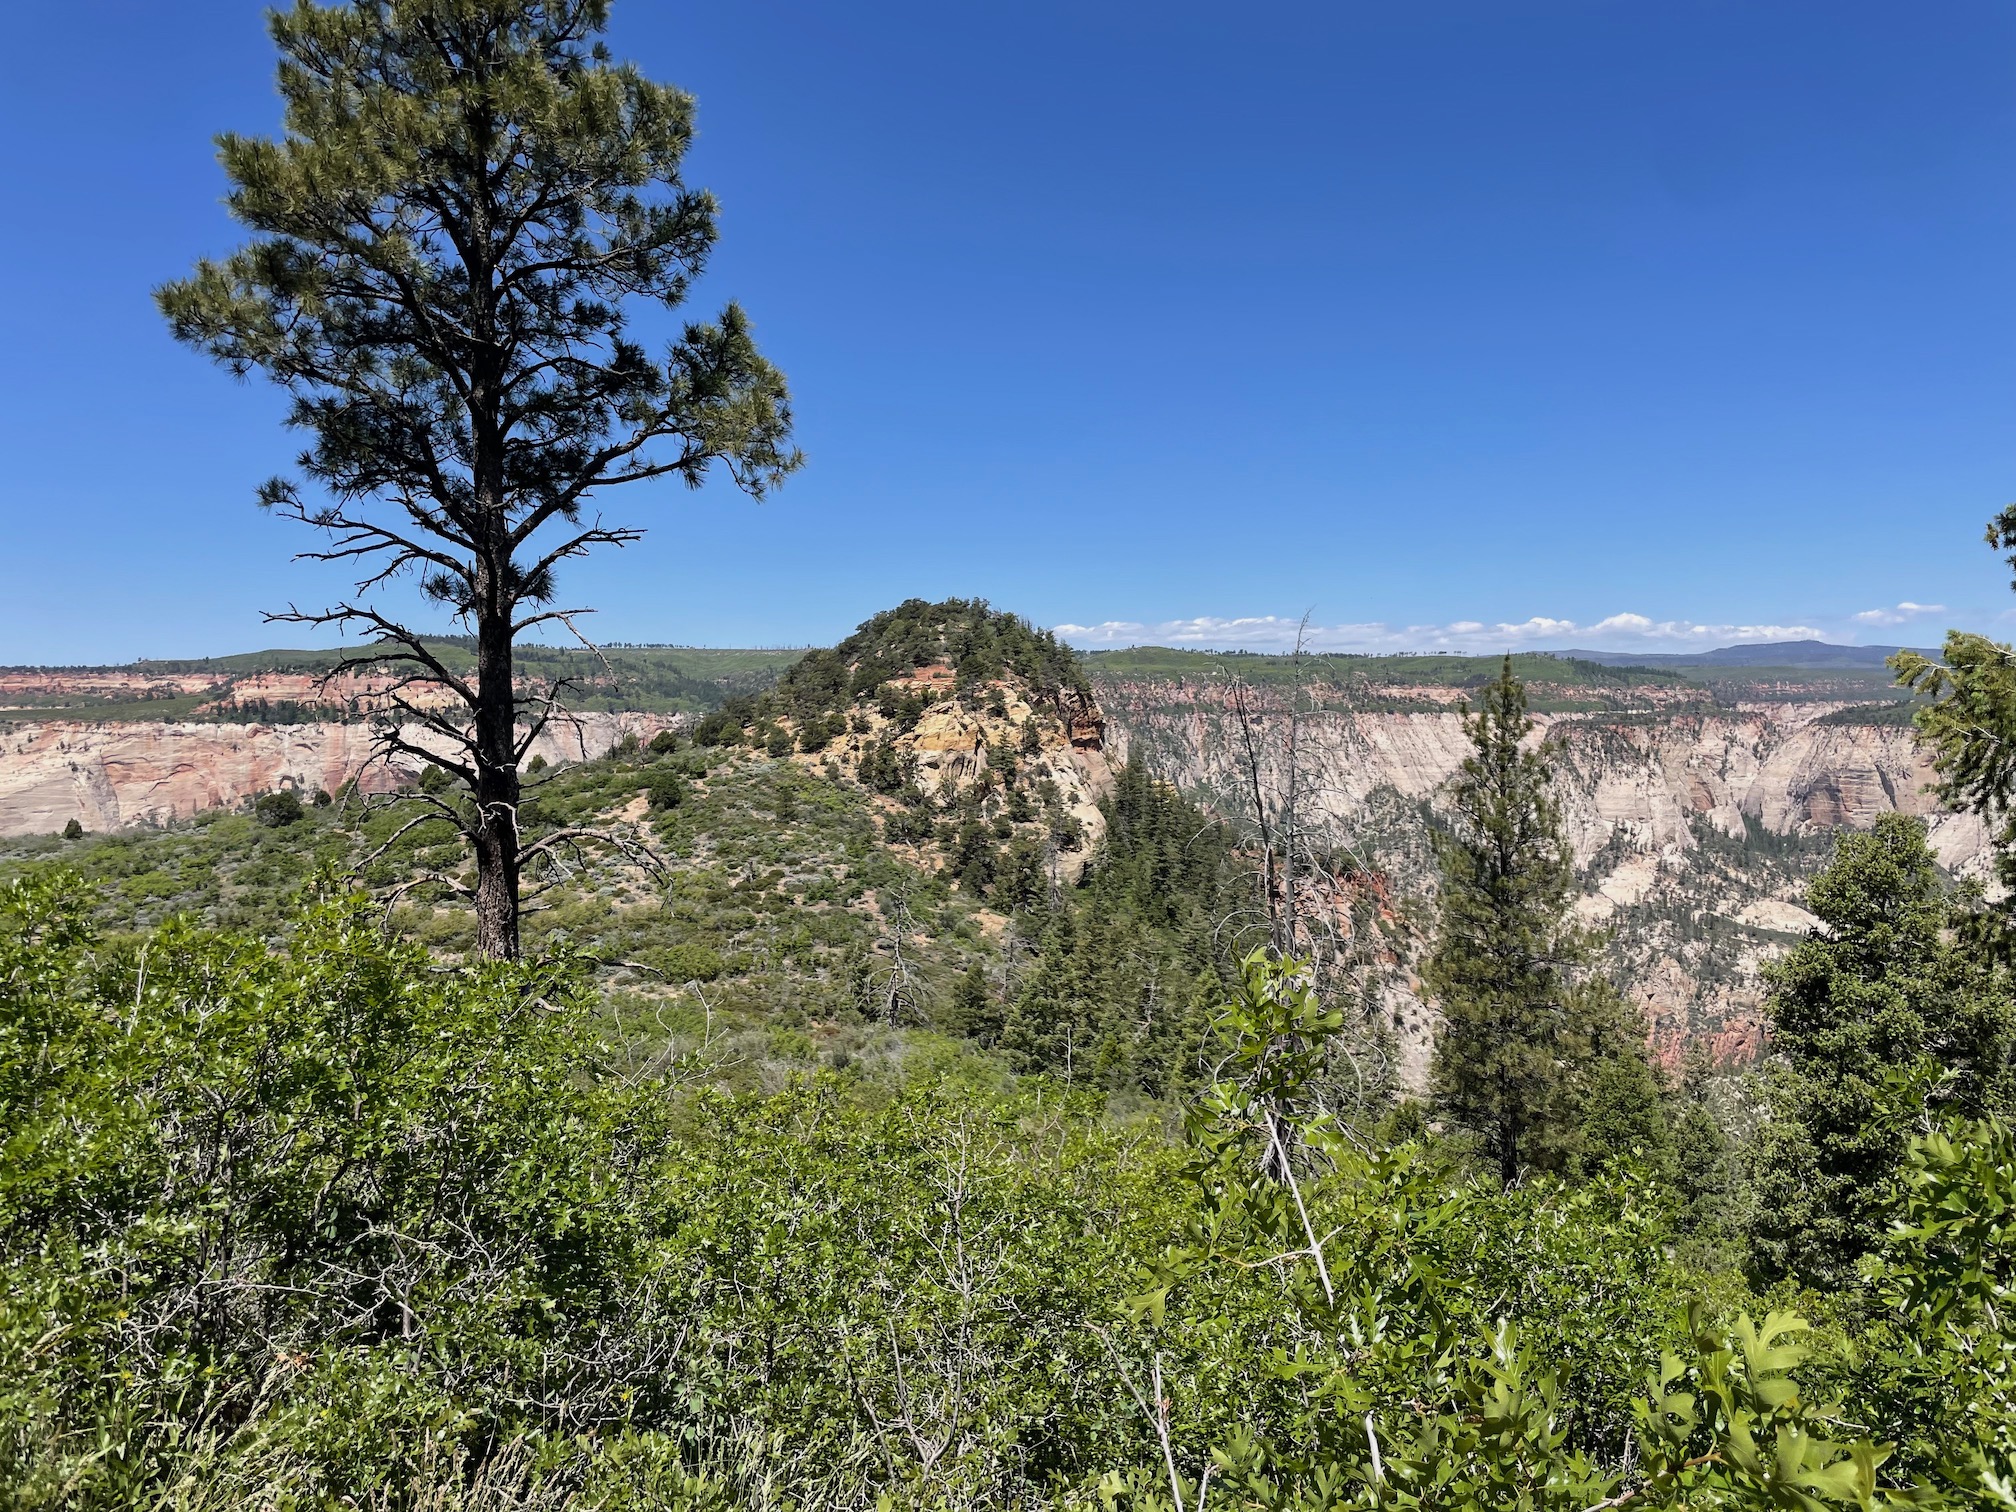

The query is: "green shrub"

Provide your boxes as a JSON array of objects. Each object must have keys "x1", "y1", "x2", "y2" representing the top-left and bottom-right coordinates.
[
  {"x1": 253, "y1": 789, "x2": 304, "y2": 827},
  {"x1": 692, "y1": 708, "x2": 744, "y2": 747},
  {"x1": 656, "y1": 941, "x2": 724, "y2": 982}
]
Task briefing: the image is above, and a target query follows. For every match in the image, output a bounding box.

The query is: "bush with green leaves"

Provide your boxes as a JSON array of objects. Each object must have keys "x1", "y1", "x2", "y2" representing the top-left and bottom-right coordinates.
[
  {"x1": 0, "y1": 875, "x2": 680, "y2": 1507},
  {"x1": 1105, "y1": 951, "x2": 1941, "y2": 1512},
  {"x1": 6, "y1": 874, "x2": 2014, "y2": 1509},
  {"x1": 1846, "y1": 1117, "x2": 2016, "y2": 1501},
  {"x1": 253, "y1": 787, "x2": 305, "y2": 827}
]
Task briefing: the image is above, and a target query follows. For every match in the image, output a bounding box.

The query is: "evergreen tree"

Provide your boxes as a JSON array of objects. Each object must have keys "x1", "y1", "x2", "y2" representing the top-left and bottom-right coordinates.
[
  {"x1": 946, "y1": 961, "x2": 1002, "y2": 1044},
  {"x1": 158, "y1": 0, "x2": 799, "y2": 958},
  {"x1": 1748, "y1": 813, "x2": 2015, "y2": 1287},
  {"x1": 1570, "y1": 1043, "x2": 1672, "y2": 1181},
  {"x1": 1670, "y1": 1047, "x2": 1734, "y2": 1240},
  {"x1": 995, "y1": 760, "x2": 1245, "y2": 1094},
  {"x1": 1562, "y1": 978, "x2": 1673, "y2": 1180},
  {"x1": 1427, "y1": 657, "x2": 1643, "y2": 1187},
  {"x1": 1895, "y1": 511, "x2": 2016, "y2": 964}
]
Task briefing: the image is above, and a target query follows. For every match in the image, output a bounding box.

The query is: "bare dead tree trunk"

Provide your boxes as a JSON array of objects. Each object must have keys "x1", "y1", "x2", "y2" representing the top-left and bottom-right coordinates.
[
  {"x1": 1281, "y1": 611, "x2": 1315, "y2": 956},
  {"x1": 1230, "y1": 679, "x2": 1282, "y2": 951}
]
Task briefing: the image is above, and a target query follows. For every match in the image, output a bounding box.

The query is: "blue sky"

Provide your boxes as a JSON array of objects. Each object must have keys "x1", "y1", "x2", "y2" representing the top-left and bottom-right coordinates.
[{"x1": 3, "y1": 0, "x2": 2013, "y2": 662}]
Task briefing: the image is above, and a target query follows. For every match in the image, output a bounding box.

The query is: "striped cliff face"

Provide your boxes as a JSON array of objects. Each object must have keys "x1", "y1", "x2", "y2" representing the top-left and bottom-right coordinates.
[
  {"x1": 1092, "y1": 673, "x2": 1977, "y2": 1078},
  {"x1": 0, "y1": 712, "x2": 689, "y2": 838}
]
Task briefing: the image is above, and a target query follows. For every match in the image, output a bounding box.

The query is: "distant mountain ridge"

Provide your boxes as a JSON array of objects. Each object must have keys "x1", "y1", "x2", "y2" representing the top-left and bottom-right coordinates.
[{"x1": 1558, "y1": 639, "x2": 1938, "y2": 670}]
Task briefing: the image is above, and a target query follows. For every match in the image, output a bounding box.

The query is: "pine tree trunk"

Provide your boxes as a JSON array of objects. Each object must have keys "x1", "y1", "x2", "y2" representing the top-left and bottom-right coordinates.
[
  {"x1": 471, "y1": 527, "x2": 521, "y2": 959},
  {"x1": 467, "y1": 202, "x2": 520, "y2": 961}
]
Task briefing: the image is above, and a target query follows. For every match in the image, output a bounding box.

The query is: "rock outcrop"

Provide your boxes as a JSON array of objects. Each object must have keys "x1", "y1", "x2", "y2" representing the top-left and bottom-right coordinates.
[{"x1": 800, "y1": 680, "x2": 1114, "y2": 878}]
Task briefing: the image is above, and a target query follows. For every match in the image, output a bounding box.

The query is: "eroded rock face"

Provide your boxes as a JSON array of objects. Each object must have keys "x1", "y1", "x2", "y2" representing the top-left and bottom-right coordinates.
[
  {"x1": 812, "y1": 683, "x2": 1113, "y2": 878},
  {"x1": 1101, "y1": 691, "x2": 1967, "y2": 869},
  {"x1": 1095, "y1": 679, "x2": 1983, "y2": 1073},
  {"x1": 0, "y1": 713, "x2": 684, "y2": 837}
]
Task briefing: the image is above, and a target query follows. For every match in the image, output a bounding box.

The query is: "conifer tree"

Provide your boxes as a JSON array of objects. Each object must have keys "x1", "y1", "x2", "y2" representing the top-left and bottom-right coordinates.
[
  {"x1": 1426, "y1": 656, "x2": 1632, "y2": 1187},
  {"x1": 158, "y1": 0, "x2": 800, "y2": 958},
  {"x1": 946, "y1": 961, "x2": 1001, "y2": 1044},
  {"x1": 1748, "y1": 813, "x2": 2014, "y2": 1287}
]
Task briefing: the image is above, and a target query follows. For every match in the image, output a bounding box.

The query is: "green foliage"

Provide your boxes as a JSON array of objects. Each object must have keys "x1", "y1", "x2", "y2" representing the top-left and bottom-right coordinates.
[
  {"x1": 1748, "y1": 814, "x2": 2014, "y2": 1288},
  {"x1": 1429, "y1": 657, "x2": 1660, "y2": 1185},
  {"x1": 1632, "y1": 1309, "x2": 1892, "y2": 1511},
  {"x1": 0, "y1": 880, "x2": 669, "y2": 1506},
  {"x1": 692, "y1": 703, "x2": 750, "y2": 747},
  {"x1": 3, "y1": 874, "x2": 2014, "y2": 1508},
  {"x1": 1107, "y1": 952, "x2": 1902, "y2": 1512},
  {"x1": 1898, "y1": 629, "x2": 2016, "y2": 962},
  {"x1": 999, "y1": 762, "x2": 1245, "y2": 1094},
  {"x1": 0, "y1": 877, "x2": 1193, "y2": 1507},
  {"x1": 253, "y1": 787, "x2": 305, "y2": 826},
  {"x1": 1854, "y1": 1118, "x2": 2016, "y2": 1499},
  {"x1": 59, "y1": 818, "x2": 82, "y2": 840},
  {"x1": 767, "y1": 598, "x2": 1092, "y2": 728}
]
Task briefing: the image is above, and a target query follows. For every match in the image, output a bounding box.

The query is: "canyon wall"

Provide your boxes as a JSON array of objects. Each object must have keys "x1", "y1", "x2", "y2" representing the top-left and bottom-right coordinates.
[
  {"x1": 0, "y1": 713, "x2": 684, "y2": 838},
  {"x1": 1, "y1": 672, "x2": 1978, "y2": 1078},
  {"x1": 1095, "y1": 678, "x2": 1983, "y2": 1073}
]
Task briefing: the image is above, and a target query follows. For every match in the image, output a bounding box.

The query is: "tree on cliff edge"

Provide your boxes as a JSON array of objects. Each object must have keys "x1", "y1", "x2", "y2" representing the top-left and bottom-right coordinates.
[{"x1": 158, "y1": 0, "x2": 800, "y2": 957}]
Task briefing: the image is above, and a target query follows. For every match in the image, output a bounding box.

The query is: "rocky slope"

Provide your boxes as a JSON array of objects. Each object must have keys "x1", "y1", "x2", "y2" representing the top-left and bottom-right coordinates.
[
  {"x1": 1094, "y1": 674, "x2": 1980, "y2": 1070},
  {"x1": 823, "y1": 676, "x2": 1114, "y2": 878}
]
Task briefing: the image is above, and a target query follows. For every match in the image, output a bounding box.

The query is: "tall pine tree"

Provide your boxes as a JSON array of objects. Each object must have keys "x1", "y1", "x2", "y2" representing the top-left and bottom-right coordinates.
[
  {"x1": 1426, "y1": 657, "x2": 1648, "y2": 1186},
  {"x1": 158, "y1": 0, "x2": 800, "y2": 958}
]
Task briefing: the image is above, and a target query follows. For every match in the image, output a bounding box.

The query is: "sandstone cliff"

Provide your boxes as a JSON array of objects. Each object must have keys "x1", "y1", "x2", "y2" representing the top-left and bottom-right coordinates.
[
  {"x1": 1094, "y1": 676, "x2": 1979, "y2": 1073},
  {"x1": 785, "y1": 676, "x2": 1115, "y2": 881},
  {"x1": 0, "y1": 713, "x2": 683, "y2": 838}
]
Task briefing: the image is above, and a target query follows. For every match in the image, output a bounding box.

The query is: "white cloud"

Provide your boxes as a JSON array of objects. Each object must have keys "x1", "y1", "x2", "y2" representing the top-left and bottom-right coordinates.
[
  {"x1": 1052, "y1": 612, "x2": 1825, "y2": 654},
  {"x1": 1852, "y1": 601, "x2": 1946, "y2": 628}
]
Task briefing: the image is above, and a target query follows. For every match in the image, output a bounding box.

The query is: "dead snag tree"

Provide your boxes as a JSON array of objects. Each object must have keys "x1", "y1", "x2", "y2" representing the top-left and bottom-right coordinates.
[{"x1": 159, "y1": 0, "x2": 801, "y2": 957}]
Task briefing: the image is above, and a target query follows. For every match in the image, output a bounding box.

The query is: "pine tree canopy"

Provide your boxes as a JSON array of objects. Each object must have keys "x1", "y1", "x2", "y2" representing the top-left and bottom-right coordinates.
[
  {"x1": 1748, "y1": 813, "x2": 2015, "y2": 1286},
  {"x1": 1428, "y1": 656, "x2": 1599, "y2": 1186},
  {"x1": 155, "y1": 0, "x2": 801, "y2": 958}
]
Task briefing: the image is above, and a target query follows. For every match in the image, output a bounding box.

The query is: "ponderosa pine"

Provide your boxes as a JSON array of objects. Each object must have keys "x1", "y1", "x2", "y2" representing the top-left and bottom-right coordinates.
[{"x1": 157, "y1": 0, "x2": 800, "y2": 958}]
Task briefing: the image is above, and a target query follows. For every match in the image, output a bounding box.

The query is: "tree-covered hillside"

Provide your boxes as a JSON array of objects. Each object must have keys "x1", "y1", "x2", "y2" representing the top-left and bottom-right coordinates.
[{"x1": 6, "y1": 598, "x2": 2016, "y2": 1507}]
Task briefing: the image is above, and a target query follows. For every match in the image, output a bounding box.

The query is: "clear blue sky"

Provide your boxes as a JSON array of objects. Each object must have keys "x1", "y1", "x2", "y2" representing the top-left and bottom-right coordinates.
[{"x1": 3, "y1": 0, "x2": 2013, "y2": 661}]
